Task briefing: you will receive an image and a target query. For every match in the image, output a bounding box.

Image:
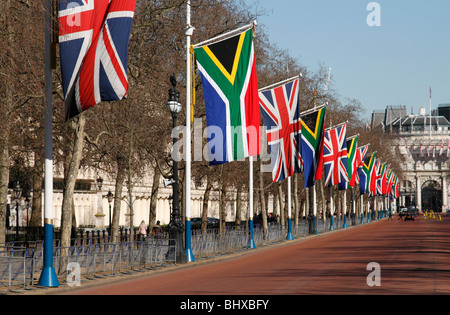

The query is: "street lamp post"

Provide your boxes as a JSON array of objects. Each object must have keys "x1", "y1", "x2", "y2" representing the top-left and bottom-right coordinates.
[
  {"x1": 107, "y1": 191, "x2": 114, "y2": 237},
  {"x1": 167, "y1": 75, "x2": 187, "y2": 264},
  {"x1": 14, "y1": 182, "x2": 22, "y2": 241},
  {"x1": 25, "y1": 194, "x2": 30, "y2": 243}
]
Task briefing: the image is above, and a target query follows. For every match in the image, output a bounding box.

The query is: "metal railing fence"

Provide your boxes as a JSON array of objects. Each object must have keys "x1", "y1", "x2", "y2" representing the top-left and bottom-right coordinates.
[
  {"x1": 0, "y1": 237, "x2": 175, "y2": 294},
  {"x1": 1, "y1": 214, "x2": 381, "y2": 293}
]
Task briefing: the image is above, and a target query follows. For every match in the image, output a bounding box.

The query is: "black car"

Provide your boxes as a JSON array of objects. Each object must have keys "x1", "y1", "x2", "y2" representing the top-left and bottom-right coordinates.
[
  {"x1": 404, "y1": 211, "x2": 415, "y2": 221},
  {"x1": 407, "y1": 206, "x2": 419, "y2": 217}
]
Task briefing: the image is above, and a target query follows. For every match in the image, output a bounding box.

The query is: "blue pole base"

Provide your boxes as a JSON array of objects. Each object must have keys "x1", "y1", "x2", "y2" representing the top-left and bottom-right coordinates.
[
  {"x1": 38, "y1": 267, "x2": 59, "y2": 288},
  {"x1": 286, "y1": 218, "x2": 294, "y2": 240},
  {"x1": 314, "y1": 216, "x2": 318, "y2": 235},
  {"x1": 360, "y1": 214, "x2": 364, "y2": 225},
  {"x1": 343, "y1": 214, "x2": 348, "y2": 228},
  {"x1": 248, "y1": 219, "x2": 256, "y2": 249},
  {"x1": 330, "y1": 216, "x2": 334, "y2": 231},
  {"x1": 185, "y1": 248, "x2": 195, "y2": 263},
  {"x1": 286, "y1": 232, "x2": 294, "y2": 240},
  {"x1": 185, "y1": 220, "x2": 195, "y2": 262},
  {"x1": 38, "y1": 223, "x2": 59, "y2": 288}
]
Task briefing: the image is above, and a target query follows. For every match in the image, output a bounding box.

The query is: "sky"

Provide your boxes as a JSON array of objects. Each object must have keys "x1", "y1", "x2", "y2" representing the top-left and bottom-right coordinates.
[{"x1": 243, "y1": 0, "x2": 450, "y2": 121}]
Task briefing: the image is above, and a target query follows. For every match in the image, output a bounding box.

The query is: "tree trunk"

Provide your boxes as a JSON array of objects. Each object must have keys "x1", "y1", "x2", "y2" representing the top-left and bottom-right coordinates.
[
  {"x1": 201, "y1": 176, "x2": 212, "y2": 234},
  {"x1": 149, "y1": 167, "x2": 161, "y2": 232},
  {"x1": 0, "y1": 0, "x2": 12, "y2": 245},
  {"x1": 320, "y1": 179, "x2": 326, "y2": 223},
  {"x1": 293, "y1": 174, "x2": 299, "y2": 225},
  {"x1": 258, "y1": 158, "x2": 268, "y2": 237},
  {"x1": 220, "y1": 186, "x2": 226, "y2": 233},
  {"x1": 59, "y1": 113, "x2": 86, "y2": 272},
  {"x1": 0, "y1": 129, "x2": 9, "y2": 245},
  {"x1": 111, "y1": 157, "x2": 126, "y2": 242},
  {"x1": 235, "y1": 185, "x2": 242, "y2": 226},
  {"x1": 277, "y1": 182, "x2": 284, "y2": 226}
]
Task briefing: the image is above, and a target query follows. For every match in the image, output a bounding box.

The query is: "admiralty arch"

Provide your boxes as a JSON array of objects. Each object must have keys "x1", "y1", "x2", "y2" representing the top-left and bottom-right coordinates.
[{"x1": 372, "y1": 105, "x2": 450, "y2": 212}]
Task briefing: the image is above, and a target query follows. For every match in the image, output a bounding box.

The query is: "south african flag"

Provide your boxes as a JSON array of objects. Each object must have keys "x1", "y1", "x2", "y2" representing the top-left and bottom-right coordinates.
[
  {"x1": 301, "y1": 106, "x2": 326, "y2": 188},
  {"x1": 194, "y1": 28, "x2": 260, "y2": 166}
]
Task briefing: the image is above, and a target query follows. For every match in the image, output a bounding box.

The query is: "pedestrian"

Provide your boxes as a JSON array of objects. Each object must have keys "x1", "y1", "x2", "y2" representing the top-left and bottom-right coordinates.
[
  {"x1": 139, "y1": 220, "x2": 147, "y2": 241},
  {"x1": 152, "y1": 220, "x2": 163, "y2": 238},
  {"x1": 398, "y1": 211, "x2": 404, "y2": 221},
  {"x1": 388, "y1": 210, "x2": 393, "y2": 221}
]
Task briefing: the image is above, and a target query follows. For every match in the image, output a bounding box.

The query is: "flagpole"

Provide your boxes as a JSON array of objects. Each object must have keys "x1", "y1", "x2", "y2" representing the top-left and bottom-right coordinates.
[
  {"x1": 360, "y1": 194, "x2": 364, "y2": 224},
  {"x1": 330, "y1": 187, "x2": 334, "y2": 230},
  {"x1": 184, "y1": 0, "x2": 195, "y2": 262},
  {"x1": 193, "y1": 21, "x2": 256, "y2": 49},
  {"x1": 343, "y1": 189, "x2": 348, "y2": 228},
  {"x1": 38, "y1": 0, "x2": 59, "y2": 288},
  {"x1": 313, "y1": 185, "x2": 318, "y2": 234},
  {"x1": 429, "y1": 87, "x2": 432, "y2": 139},
  {"x1": 258, "y1": 76, "x2": 300, "y2": 93},
  {"x1": 248, "y1": 156, "x2": 256, "y2": 248},
  {"x1": 286, "y1": 177, "x2": 294, "y2": 240}
]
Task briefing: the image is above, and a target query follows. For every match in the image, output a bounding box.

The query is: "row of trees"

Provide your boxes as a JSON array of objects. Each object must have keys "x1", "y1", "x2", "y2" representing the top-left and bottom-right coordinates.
[{"x1": 0, "y1": 0, "x2": 403, "y2": 246}]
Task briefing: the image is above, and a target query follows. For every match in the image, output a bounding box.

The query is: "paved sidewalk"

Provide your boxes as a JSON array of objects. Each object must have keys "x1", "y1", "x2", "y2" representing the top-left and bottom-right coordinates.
[{"x1": 51, "y1": 215, "x2": 450, "y2": 295}]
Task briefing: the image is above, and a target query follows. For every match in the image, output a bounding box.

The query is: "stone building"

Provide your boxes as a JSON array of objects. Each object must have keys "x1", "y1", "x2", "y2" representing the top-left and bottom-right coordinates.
[{"x1": 372, "y1": 104, "x2": 450, "y2": 212}]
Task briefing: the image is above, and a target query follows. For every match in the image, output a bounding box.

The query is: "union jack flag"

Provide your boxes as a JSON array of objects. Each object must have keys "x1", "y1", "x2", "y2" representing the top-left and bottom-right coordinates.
[
  {"x1": 259, "y1": 78, "x2": 301, "y2": 183},
  {"x1": 375, "y1": 160, "x2": 382, "y2": 195},
  {"x1": 59, "y1": 0, "x2": 136, "y2": 120},
  {"x1": 323, "y1": 124, "x2": 348, "y2": 189}
]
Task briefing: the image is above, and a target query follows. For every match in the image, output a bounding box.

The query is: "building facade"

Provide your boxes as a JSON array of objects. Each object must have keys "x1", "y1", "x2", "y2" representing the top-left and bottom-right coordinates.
[{"x1": 372, "y1": 104, "x2": 450, "y2": 212}]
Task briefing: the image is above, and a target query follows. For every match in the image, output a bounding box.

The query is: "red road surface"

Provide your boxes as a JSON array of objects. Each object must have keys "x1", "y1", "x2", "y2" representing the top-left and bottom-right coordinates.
[{"x1": 62, "y1": 216, "x2": 450, "y2": 295}]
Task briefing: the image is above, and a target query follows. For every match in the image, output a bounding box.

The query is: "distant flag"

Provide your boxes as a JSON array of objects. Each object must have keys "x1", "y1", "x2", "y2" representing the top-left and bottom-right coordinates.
[
  {"x1": 369, "y1": 155, "x2": 378, "y2": 196},
  {"x1": 345, "y1": 136, "x2": 359, "y2": 189},
  {"x1": 259, "y1": 77, "x2": 301, "y2": 182},
  {"x1": 394, "y1": 175, "x2": 399, "y2": 199},
  {"x1": 323, "y1": 124, "x2": 348, "y2": 189},
  {"x1": 419, "y1": 143, "x2": 424, "y2": 158},
  {"x1": 194, "y1": 26, "x2": 260, "y2": 165},
  {"x1": 59, "y1": 0, "x2": 136, "y2": 120},
  {"x1": 377, "y1": 162, "x2": 386, "y2": 196},
  {"x1": 301, "y1": 106, "x2": 326, "y2": 188},
  {"x1": 448, "y1": 139, "x2": 450, "y2": 158},
  {"x1": 359, "y1": 153, "x2": 375, "y2": 195},
  {"x1": 381, "y1": 164, "x2": 389, "y2": 195},
  {"x1": 404, "y1": 139, "x2": 411, "y2": 157},
  {"x1": 440, "y1": 139, "x2": 444, "y2": 156},
  {"x1": 387, "y1": 170, "x2": 395, "y2": 195},
  {"x1": 374, "y1": 160, "x2": 382, "y2": 196},
  {"x1": 355, "y1": 145, "x2": 369, "y2": 186}
]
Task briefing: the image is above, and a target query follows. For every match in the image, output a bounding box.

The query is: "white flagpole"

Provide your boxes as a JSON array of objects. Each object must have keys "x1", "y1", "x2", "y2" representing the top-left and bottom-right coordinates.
[
  {"x1": 360, "y1": 194, "x2": 364, "y2": 224},
  {"x1": 313, "y1": 184, "x2": 318, "y2": 234},
  {"x1": 249, "y1": 156, "x2": 256, "y2": 248},
  {"x1": 343, "y1": 190, "x2": 348, "y2": 228},
  {"x1": 185, "y1": 0, "x2": 195, "y2": 262},
  {"x1": 330, "y1": 186, "x2": 334, "y2": 230},
  {"x1": 430, "y1": 87, "x2": 432, "y2": 139},
  {"x1": 287, "y1": 177, "x2": 293, "y2": 240}
]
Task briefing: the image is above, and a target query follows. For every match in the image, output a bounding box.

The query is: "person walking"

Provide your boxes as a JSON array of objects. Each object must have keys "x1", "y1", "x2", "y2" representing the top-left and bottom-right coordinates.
[
  {"x1": 152, "y1": 220, "x2": 163, "y2": 239},
  {"x1": 139, "y1": 220, "x2": 147, "y2": 241}
]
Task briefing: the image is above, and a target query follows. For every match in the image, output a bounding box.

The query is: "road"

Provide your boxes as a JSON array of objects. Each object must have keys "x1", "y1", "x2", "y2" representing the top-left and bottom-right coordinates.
[{"x1": 61, "y1": 215, "x2": 450, "y2": 295}]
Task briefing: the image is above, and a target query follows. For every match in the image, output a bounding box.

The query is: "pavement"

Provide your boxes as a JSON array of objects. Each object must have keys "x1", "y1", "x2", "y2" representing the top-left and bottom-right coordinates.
[{"x1": 39, "y1": 215, "x2": 450, "y2": 296}]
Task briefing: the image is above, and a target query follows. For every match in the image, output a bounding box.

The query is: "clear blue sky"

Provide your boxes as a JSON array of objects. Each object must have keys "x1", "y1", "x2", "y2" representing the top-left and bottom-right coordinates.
[{"x1": 244, "y1": 0, "x2": 450, "y2": 121}]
